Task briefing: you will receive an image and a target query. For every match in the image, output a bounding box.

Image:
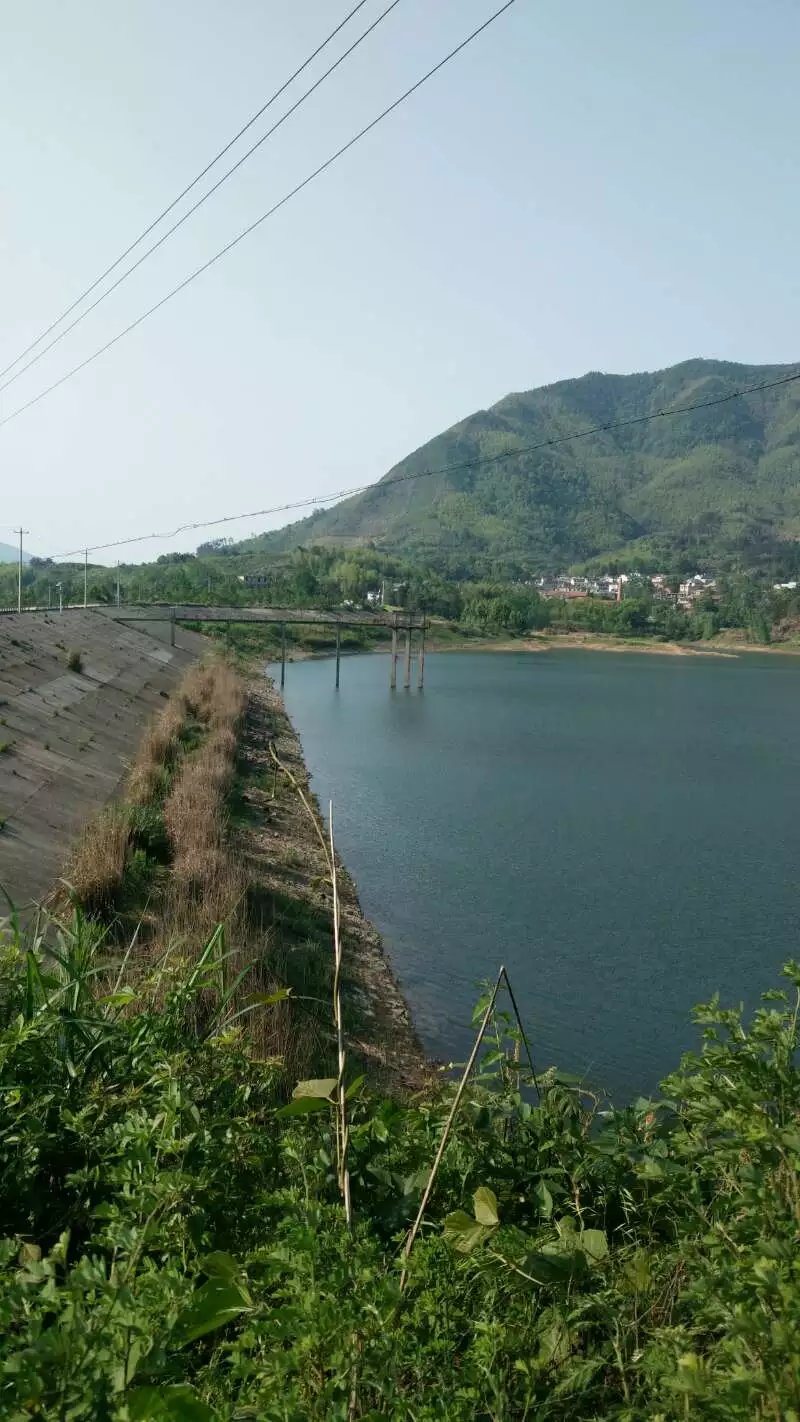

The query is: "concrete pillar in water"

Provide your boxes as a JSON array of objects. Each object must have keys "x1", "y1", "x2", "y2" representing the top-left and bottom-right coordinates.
[
  {"x1": 390, "y1": 626, "x2": 398, "y2": 689},
  {"x1": 335, "y1": 624, "x2": 341, "y2": 689},
  {"x1": 418, "y1": 622, "x2": 426, "y2": 689},
  {"x1": 404, "y1": 627, "x2": 412, "y2": 689},
  {"x1": 280, "y1": 623, "x2": 286, "y2": 689}
]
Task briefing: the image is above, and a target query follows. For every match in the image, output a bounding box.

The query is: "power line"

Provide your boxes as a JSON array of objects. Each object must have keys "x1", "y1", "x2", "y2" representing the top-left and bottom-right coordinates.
[
  {"x1": 0, "y1": 0, "x2": 372, "y2": 384},
  {"x1": 43, "y1": 366, "x2": 800, "y2": 562},
  {"x1": 0, "y1": 0, "x2": 518, "y2": 434},
  {"x1": 0, "y1": 0, "x2": 403, "y2": 398}
]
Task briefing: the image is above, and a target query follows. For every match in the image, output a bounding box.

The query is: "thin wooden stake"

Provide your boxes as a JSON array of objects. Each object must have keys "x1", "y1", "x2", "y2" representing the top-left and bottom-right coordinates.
[
  {"x1": 329, "y1": 802, "x2": 352, "y2": 1229},
  {"x1": 268, "y1": 742, "x2": 351, "y2": 1227},
  {"x1": 399, "y1": 966, "x2": 505, "y2": 1290},
  {"x1": 499, "y1": 966, "x2": 540, "y2": 1097}
]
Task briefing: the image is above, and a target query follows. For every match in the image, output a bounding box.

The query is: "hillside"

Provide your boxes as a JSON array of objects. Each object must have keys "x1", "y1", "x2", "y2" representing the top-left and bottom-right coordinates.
[
  {"x1": 250, "y1": 359, "x2": 800, "y2": 575},
  {"x1": 0, "y1": 540, "x2": 28, "y2": 564}
]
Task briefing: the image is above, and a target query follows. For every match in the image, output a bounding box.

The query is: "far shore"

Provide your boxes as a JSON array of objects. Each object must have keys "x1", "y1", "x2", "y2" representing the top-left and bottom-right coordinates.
[
  {"x1": 269, "y1": 629, "x2": 800, "y2": 665},
  {"x1": 425, "y1": 630, "x2": 800, "y2": 659}
]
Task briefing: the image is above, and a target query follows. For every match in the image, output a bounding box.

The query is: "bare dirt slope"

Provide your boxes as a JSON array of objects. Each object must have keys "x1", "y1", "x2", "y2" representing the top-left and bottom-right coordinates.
[{"x1": 0, "y1": 611, "x2": 206, "y2": 912}]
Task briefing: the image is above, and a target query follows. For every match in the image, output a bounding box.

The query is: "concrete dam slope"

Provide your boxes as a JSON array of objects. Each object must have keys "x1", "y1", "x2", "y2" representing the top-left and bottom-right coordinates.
[{"x1": 0, "y1": 610, "x2": 207, "y2": 913}]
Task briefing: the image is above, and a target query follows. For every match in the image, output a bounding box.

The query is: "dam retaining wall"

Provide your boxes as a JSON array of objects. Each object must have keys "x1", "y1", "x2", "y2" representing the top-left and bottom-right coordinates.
[{"x1": 0, "y1": 610, "x2": 206, "y2": 912}]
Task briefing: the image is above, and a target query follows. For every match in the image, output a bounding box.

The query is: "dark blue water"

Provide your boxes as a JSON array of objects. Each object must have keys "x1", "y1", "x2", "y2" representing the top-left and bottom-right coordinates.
[{"x1": 280, "y1": 649, "x2": 800, "y2": 1102}]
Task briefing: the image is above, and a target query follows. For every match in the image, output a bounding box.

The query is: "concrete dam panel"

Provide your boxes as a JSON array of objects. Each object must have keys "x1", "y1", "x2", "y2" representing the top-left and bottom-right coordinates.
[{"x1": 0, "y1": 611, "x2": 207, "y2": 913}]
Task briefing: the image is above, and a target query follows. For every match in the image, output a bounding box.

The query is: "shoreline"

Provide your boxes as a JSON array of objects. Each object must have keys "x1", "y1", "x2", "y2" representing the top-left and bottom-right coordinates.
[
  {"x1": 276, "y1": 630, "x2": 800, "y2": 664},
  {"x1": 238, "y1": 673, "x2": 427, "y2": 1091}
]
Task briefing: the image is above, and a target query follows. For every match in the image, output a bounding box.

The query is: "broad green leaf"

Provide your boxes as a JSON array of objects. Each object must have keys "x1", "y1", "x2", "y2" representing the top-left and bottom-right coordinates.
[
  {"x1": 522, "y1": 1249, "x2": 582, "y2": 1285},
  {"x1": 200, "y1": 1251, "x2": 242, "y2": 1282},
  {"x1": 549, "y1": 1070, "x2": 586, "y2": 1087},
  {"x1": 401, "y1": 1168, "x2": 429, "y2": 1196},
  {"x1": 555, "y1": 1216, "x2": 577, "y2": 1241},
  {"x1": 473, "y1": 1186, "x2": 499, "y2": 1227},
  {"x1": 579, "y1": 1228, "x2": 609, "y2": 1262},
  {"x1": 533, "y1": 1180, "x2": 553, "y2": 1219},
  {"x1": 171, "y1": 1277, "x2": 250, "y2": 1348},
  {"x1": 537, "y1": 1313, "x2": 571, "y2": 1366},
  {"x1": 127, "y1": 1385, "x2": 216, "y2": 1420},
  {"x1": 292, "y1": 1078, "x2": 337, "y2": 1100},
  {"x1": 638, "y1": 1155, "x2": 666, "y2": 1179},
  {"x1": 98, "y1": 987, "x2": 138, "y2": 1008},
  {"x1": 623, "y1": 1249, "x2": 652, "y2": 1292},
  {"x1": 443, "y1": 1210, "x2": 493, "y2": 1254},
  {"x1": 345, "y1": 1073, "x2": 366, "y2": 1100},
  {"x1": 277, "y1": 1096, "x2": 330, "y2": 1117},
  {"x1": 250, "y1": 987, "x2": 291, "y2": 1006}
]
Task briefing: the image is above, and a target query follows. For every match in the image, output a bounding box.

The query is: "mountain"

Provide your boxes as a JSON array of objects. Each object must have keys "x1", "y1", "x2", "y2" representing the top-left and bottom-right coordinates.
[
  {"x1": 0, "y1": 542, "x2": 28, "y2": 564},
  {"x1": 250, "y1": 359, "x2": 800, "y2": 575}
]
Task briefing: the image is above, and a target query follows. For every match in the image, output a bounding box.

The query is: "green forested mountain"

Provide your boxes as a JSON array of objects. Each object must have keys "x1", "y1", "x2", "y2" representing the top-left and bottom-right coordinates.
[{"x1": 252, "y1": 359, "x2": 800, "y2": 575}]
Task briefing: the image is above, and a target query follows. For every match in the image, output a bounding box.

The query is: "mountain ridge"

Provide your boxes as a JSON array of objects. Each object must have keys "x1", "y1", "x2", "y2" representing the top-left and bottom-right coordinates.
[
  {"x1": 245, "y1": 359, "x2": 800, "y2": 575},
  {"x1": 0, "y1": 541, "x2": 29, "y2": 565}
]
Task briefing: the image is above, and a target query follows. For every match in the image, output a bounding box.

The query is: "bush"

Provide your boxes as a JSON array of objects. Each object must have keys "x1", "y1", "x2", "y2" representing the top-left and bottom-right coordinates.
[
  {"x1": 0, "y1": 903, "x2": 798, "y2": 1420},
  {"x1": 66, "y1": 648, "x2": 83, "y2": 673}
]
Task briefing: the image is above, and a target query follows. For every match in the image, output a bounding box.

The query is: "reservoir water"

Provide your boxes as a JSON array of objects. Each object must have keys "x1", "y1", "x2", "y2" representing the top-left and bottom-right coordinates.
[{"x1": 280, "y1": 649, "x2": 800, "y2": 1102}]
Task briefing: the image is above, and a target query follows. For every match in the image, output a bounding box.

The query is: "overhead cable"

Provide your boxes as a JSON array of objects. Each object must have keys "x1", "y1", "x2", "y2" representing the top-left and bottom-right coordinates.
[
  {"x1": 0, "y1": 0, "x2": 518, "y2": 433},
  {"x1": 0, "y1": 0, "x2": 403, "y2": 397},
  {"x1": 0, "y1": 0, "x2": 373, "y2": 384}
]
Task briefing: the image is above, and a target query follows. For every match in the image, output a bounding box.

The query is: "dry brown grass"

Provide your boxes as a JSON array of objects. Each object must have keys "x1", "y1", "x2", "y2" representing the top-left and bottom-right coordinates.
[
  {"x1": 65, "y1": 657, "x2": 243, "y2": 917},
  {"x1": 162, "y1": 667, "x2": 245, "y2": 888},
  {"x1": 127, "y1": 698, "x2": 185, "y2": 806},
  {"x1": 64, "y1": 656, "x2": 315, "y2": 1075},
  {"x1": 64, "y1": 807, "x2": 130, "y2": 918},
  {"x1": 148, "y1": 663, "x2": 252, "y2": 1033}
]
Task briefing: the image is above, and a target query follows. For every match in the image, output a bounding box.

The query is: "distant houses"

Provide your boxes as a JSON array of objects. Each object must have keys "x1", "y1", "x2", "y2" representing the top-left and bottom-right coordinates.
[
  {"x1": 535, "y1": 572, "x2": 626, "y2": 601},
  {"x1": 534, "y1": 570, "x2": 718, "y2": 608},
  {"x1": 677, "y1": 574, "x2": 716, "y2": 608}
]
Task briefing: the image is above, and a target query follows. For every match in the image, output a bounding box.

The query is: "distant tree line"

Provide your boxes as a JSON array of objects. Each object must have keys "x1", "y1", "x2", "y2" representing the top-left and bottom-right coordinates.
[{"x1": 4, "y1": 542, "x2": 800, "y2": 647}]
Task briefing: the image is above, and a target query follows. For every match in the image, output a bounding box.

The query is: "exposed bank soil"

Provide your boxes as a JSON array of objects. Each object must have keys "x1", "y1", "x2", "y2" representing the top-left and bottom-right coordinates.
[
  {"x1": 281, "y1": 630, "x2": 800, "y2": 664},
  {"x1": 441, "y1": 635, "x2": 734, "y2": 657},
  {"x1": 427, "y1": 632, "x2": 800, "y2": 658},
  {"x1": 234, "y1": 676, "x2": 428, "y2": 1093}
]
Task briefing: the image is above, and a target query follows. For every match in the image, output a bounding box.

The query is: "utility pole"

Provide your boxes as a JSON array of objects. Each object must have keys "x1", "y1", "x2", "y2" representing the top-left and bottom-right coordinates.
[
  {"x1": 14, "y1": 527, "x2": 28, "y2": 614},
  {"x1": 84, "y1": 549, "x2": 88, "y2": 608},
  {"x1": 56, "y1": 582, "x2": 63, "y2": 613},
  {"x1": 115, "y1": 563, "x2": 121, "y2": 607}
]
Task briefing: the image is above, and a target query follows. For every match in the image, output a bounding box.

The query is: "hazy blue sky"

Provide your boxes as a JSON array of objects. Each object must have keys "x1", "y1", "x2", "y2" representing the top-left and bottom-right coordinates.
[{"x1": 1, "y1": 0, "x2": 798, "y2": 561}]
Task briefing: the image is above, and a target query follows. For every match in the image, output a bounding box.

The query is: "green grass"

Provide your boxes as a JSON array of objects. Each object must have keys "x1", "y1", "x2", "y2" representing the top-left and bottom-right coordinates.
[{"x1": 0, "y1": 901, "x2": 798, "y2": 1420}]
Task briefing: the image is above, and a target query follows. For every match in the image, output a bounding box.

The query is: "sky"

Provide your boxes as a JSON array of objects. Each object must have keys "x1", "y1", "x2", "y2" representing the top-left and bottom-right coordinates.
[{"x1": 1, "y1": 0, "x2": 798, "y2": 563}]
